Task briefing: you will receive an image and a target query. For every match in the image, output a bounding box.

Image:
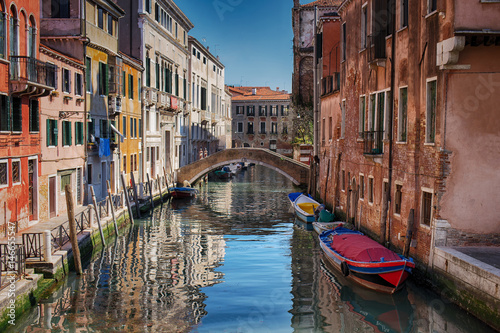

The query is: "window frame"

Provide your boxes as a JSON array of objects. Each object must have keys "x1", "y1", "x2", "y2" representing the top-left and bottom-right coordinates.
[
  {"x1": 398, "y1": 86, "x2": 408, "y2": 143},
  {"x1": 359, "y1": 174, "x2": 365, "y2": 200},
  {"x1": 421, "y1": 188, "x2": 434, "y2": 227},
  {"x1": 11, "y1": 158, "x2": 20, "y2": 185},
  {"x1": 359, "y1": 95, "x2": 366, "y2": 138},
  {"x1": 426, "y1": 78, "x2": 437, "y2": 144},
  {"x1": 368, "y1": 176, "x2": 374, "y2": 204},
  {"x1": 62, "y1": 68, "x2": 71, "y2": 93},
  {"x1": 395, "y1": 183, "x2": 403, "y2": 216},
  {"x1": 62, "y1": 120, "x2": 72, "y2": 146},
  {"x1": 0, "y1": 159, "x2": 8, "y2": 188}
]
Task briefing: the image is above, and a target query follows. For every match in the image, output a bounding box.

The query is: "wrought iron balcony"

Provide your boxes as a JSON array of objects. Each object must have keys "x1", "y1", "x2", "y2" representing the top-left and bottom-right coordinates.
[
  {"x1": 362, "y1": 131, "x2": 384, "y2": 155},
  {"x1": 10, "y1": 56, "x2": 57, "y2": 96}
]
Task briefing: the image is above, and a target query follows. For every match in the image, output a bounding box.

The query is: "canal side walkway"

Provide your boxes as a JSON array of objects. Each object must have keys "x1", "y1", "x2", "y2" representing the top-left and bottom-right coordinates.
[{"x1": 0, "y1": 183, "x2": 171, "y2": 330}]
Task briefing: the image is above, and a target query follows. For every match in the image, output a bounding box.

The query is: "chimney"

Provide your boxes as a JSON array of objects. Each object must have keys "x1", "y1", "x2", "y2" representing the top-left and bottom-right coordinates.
[
  {"x1": 276, "y1": 87, "x2": 280, "y2": 91},
  {"x1": 252, "y1": 88, "x2": 257, "y2": 95},
  {"x1": 207, "y1": 46, "x2": 210, "y2": 51}
]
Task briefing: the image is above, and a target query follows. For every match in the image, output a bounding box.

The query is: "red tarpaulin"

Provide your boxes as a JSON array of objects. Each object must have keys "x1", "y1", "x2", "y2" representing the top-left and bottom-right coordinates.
[{"x1": 331, "y1": 234, "x2": 401, "y2": 262}]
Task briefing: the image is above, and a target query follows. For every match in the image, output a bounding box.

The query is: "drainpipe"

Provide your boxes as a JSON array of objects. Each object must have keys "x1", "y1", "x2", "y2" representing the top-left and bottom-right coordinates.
[
  {"x1": 380, "y1": 1, "x2": 397, "y2": 246},
  {"x1": 313, "y1": 5, "x2": 319, "y2": 157}
]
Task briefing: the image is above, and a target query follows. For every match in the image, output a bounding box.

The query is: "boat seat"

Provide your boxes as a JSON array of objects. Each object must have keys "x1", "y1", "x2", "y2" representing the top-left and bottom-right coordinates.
[{"x1": 298, "y1": 203, "x2": 319, "y2": 215}]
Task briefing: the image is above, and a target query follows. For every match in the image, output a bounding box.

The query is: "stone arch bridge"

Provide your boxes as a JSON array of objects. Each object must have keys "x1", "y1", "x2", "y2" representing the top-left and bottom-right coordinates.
[{"x1": 176, "y1": 148, "x2": 309, "y2": 186}]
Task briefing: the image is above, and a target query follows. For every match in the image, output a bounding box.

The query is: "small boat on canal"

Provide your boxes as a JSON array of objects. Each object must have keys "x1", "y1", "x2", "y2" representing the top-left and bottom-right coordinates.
[
  {"x1": 312, "y1": 221, "x2": 344, "y2": 234},
  {"x1": 293, "y1": 193, "x2": 320, "y2": 223},
  {"x1": 287, "y1": 192, "x2": 312, "y2": 206},
  {"x1": 319, "y1": 227, "x2": 415, "y2": 294},
  {"x1": 169, "y1": 187, "x2": 198, "y2": 199},
  {"x1": 214, "y1": 166, "x2": 232, "y2": 179}
]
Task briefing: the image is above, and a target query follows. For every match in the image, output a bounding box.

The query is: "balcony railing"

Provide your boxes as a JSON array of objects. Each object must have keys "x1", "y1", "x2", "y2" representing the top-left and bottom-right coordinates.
[
  {"x1": 10, "y1": 56, "x2": 57, "y2": 90},
  {"x1": 362, "y1": 131, "x2": 384, "y2": 155}
]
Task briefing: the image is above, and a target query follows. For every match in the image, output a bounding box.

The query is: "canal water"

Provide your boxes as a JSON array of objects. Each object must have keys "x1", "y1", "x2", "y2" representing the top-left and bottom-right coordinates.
[{"x1": 14, "y1": 165, "x2": 496, "y2": 332}]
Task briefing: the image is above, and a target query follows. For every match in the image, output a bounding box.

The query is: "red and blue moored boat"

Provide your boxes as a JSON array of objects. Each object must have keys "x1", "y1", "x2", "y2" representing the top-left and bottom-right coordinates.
[
  {"x1": 169, "y1": 187, "x2": 198, "y2": 199},
  {"x1": 319, "y1": 227, "x2": 415, "y2": 294}
]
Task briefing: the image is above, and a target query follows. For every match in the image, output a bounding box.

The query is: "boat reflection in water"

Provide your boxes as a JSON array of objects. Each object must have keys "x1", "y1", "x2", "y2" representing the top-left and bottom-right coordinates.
[{"x1": 319, "y1": 256, "x2": 414, "y2": 333}]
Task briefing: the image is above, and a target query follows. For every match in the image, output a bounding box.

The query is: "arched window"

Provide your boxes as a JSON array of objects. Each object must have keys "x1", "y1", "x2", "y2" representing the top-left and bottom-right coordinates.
[
  {"x1": 0, "y1": 1, "x2": 6, "y2": 58},
  {"x1": 28, "y1": 15, "x2": 36, "y2": 58},
  {"x1": 9, "y1": 5, "x2": 18, "y2": 57}
]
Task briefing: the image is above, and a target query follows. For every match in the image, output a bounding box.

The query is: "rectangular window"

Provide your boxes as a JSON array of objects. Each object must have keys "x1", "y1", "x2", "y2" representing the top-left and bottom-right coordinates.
[
  {"x1": 259, "y1": 106, "x2": 267, "y2": 117},
  {"x1": 341, "y1": 100, "x2": 346, "y2": 139},
  {"x1": 51, "y1": 0, "x2": 70, "y2": 18},
  {"x1": 100, "y1": 119, "x2": 109, "y2": 138},
  {"x1": 395, "y1": 184, "x2": 402, "y2": 215},
  {"x1": 328, "y1": 117, "x2": 333, "y2": 140},
  {"x1": 87, "y1": 164, "x2": 92, "y2": 184},
  {"x1": 75, "y1": 73, "x2": 83, "y2": 96},
  {"x1": 401, "y1": 0, "x2": 409, "y2": 28},
  {"x1": 260, "y1": 122, "x2": 266, "y2": 134},
  {"x1": 128, "y1": 74, "x2": 134, "y2": 99},
  {"x1": 359, "y1": 96, "x2": 366, "y2": 138},
  {"x1": 0, "y1": 13, "x2": 5, "y2": 59},
  {"x1": 398, "y1": 87, "x2": 408, "y2": 142},
  {"x1": 0, "y1": 95, "x2": 8, "y2": 131},
  {"x1": 145, "y1": 0, "x2": 151, "y2": 13},
  {"x1": 60, "y1": 173, "x2": 71, "y2": 192},
  {"x1": 422, "y1": 191, "x2": 433, "y2": 226},
  {"x1": 122, "y1": 71, "x2": 126, "y2": 96},
  {"x1": 426, "y1": 80, "x2": 437, "y2": 143},
  {"x1": 12, "y1": 97, "x2": 22, "y2": 132},
  {"x1": 369, "y1": 177, "x2": 374, "y2": 203},
  {"x1": 123, "y1": 155, "x2": 127, "y2": 174},
  {"x1": 271, "y1": 122, "x2": 278, "y2": 134},
  {"x1": 282, "y1": 124, "x2": 288, "y2": 134},
  {"x1": 236, "y1": 106, "x2": 244, "y2": 115},
  {"x1": 247, "y1": 122, "x2": 254, "y2": 134},
  {"x1": 247, "y1": 106, "x2": 255, "y2": 116},
  {"x1": 237, "y1": 122, "x2": 243, "y2": 133},
  {"x1": 98, "y1": 8, "x2": 104, "y2": 29},
  {"x1": 86, "y1": 57, "x2": 92, "y2": 93},
  {"x1": 62, "y1": 120, "x2": 72, "y2": 146},
  {"x1": 11, "y1": 160, "x2": 20, "y2": 185},
  {"x1": 46, "y1": 119, "x2": 58, "y2": 146},
  {"x1": 29, "y1": 99, "x2": 39, "y2": 132},
  {"x1": 131, "y1": 155, "x2": 134, "y2": 173},
  {"x1": 130, "y1": 117, "x2": 133, "y2": 138},
  {"x1": 122, "y1": 116, "x2": 127, "y2": 137},
  {"x1": 99, "y1": 62, "x2": 108, "y2": 96},
  {"x1": 107, "y1": 13, "x2": 113, "y2": 35},
  {"x1": 322, "y1": 118, "x2": 326, "y2": 144},
  {"x1": 134, "y1": 118, "x2": 137, "y2": 138},
  {"x1": 342, "y1": 22, "x2": 346, "y2": 61},
  {"x1": 0, "y1": 160, "x2": 7, "y2": 186},
  {"x1": 75, "y1": 121, "x2": 84, "y2": 145},
  {"x1": 342, "y1": 170, "x2": 346, "y2": 191},
  {"x1": 62, "y1": 68, "x2": 71, "y2": 93},
  {"x1": 360, "y1": 175, "x2": 365, "y2": 199},
  {"x1": 270, "y1": 106, "x2": 278, "y2": 116},
  {"x1": 361, "y1": 5, "x2": 367, "y2": 49},
  {"x1": 270, "y1": 140, "x2": 277, "y2": 151},
  {"x1": 428, "y1": 0, "x2": 437, "y2": 14},
  {"x1": 139, "y1": 119, "x2": 142, "y2": 138}
]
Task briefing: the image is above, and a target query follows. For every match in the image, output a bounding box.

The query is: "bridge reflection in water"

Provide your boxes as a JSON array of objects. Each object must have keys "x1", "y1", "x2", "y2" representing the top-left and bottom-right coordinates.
[{"x1": 15, "y1": 166, "x2": 496, "y2": 333}]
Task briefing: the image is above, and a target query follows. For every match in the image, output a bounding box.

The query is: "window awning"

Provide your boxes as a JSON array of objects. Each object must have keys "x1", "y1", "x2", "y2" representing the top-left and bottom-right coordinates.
[{"x1": 110, "y1": 124, "x2": 124, "y2": 142}]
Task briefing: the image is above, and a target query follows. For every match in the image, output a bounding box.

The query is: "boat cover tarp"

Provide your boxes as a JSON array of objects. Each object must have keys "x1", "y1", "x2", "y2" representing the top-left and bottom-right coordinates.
[
  {"x1": 288, "y1": 192, "x2": 312, "y2": 202},
  {"x1": 331, "y1": 234, "x2": 401, "y2": 262},
  {"x1": 319, "y1": 209, "x2": 335, "y2": 222}
]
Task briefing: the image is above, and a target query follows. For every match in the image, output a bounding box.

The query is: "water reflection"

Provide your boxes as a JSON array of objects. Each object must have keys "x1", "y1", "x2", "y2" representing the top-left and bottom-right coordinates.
[{"x1": 14, "y1": 165, "x2": 496, "y2": 333}]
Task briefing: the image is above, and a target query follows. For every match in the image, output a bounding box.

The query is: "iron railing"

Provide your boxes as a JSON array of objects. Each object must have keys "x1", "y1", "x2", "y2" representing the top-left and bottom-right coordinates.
[
  {"x1": 10, "y1": 55, "x2": 58, "y2": 89},
  {"x1": 362, "y1": 131, "x2": 384, "y2": 155},
  {"x1": 0, "y1": 243, "x2": 25, "y2": 290},
  {"x1": 23, "y1": 233, "x2": 44, "y2": 261},
  {"x1": 51, "y1": 207, "x2": 92, "y2": 251}
]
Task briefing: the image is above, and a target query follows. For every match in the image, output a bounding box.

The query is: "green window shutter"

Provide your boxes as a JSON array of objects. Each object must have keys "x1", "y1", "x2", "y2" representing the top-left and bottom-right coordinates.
[
  {"x1": 104, "y1": 64, "x2": 109, "y2": 95},
  {"x1": 69, "y1": 122, "x2": 72, "y2": 145},
  {"x1": 122, "y1": 71, "x2": 126, "y2": 96},
  {"x1": 54, "y1": 120, "x2": 58, "y2": 146},
  {"x1": 46, "y1": 119, "x2": 50, "y2": 146},
  {"x1": 139, "y1": 119, "x2": 142, "y2": 138}
]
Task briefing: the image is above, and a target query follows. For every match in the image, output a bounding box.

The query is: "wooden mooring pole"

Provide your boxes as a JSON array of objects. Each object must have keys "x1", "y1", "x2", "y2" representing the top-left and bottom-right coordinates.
[
  {"x1": 121, "y1": 173, "x2": 135, "y2": 225},
  {"x1": 65, "y1": 184, "x2": 83, "y2": 275},
  {"x1": 90, "y1": 186, "x2": 106, "y2": 247},
  {"x1": 107, "y1": 180, "x2": 119, "y2": 235},
  {"x1": 163, "y1": 167, "x2": 170, "y2": 195},
  {"x1": 130, "y1": 172, "x2": 141, "y2": 218},
  {"x1": 147, "y1": 173, "x2": 154, "y2": 209}
]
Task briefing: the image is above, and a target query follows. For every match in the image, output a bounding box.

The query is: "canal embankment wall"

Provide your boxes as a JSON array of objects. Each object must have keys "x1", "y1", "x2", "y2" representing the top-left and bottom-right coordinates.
[{"x1": 0, "y1": 188, "x2": 169, "y2": 331}]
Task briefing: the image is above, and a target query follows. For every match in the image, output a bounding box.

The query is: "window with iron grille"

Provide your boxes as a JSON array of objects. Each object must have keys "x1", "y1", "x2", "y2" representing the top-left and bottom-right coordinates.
[
  {"x1": 0, "y1": 160, "x2": 7, "y2": 186},
  {"x1": 395, "y1": 184, "x2": 402, "y2": 215},
  {"x1": 422, "y1": 191, "x2": 433, "y2": 226},
  {"x1": 11, "y1": 160, "x2": 20, "y2": 184}
]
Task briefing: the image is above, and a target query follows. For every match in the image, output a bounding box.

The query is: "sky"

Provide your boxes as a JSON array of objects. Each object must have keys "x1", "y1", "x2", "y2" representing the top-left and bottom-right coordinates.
[{"x1": 176, "y1": 0, "x2": 298, "y2": 92}]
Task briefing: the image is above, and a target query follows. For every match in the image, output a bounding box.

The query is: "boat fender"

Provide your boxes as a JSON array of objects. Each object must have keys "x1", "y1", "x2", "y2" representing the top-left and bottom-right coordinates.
[{"x1": 341, "y1": 261, "x2": 350, "y2": 277}]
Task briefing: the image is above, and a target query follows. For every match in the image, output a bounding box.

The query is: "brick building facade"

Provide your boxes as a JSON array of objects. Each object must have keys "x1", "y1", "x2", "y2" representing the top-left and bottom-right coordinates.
[{"x1": 317, "y1": 0, "x2": 500, "y2": 268}]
